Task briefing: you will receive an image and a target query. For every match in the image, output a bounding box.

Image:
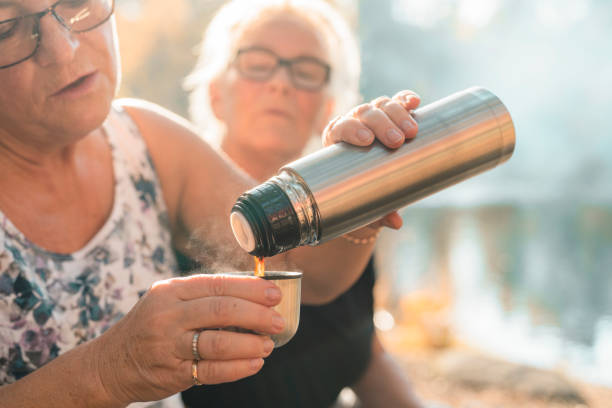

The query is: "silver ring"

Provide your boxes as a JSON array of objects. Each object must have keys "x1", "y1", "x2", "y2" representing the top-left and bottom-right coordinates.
[
  {"x1": 191, "y1": 359, "x2": 203, "y2": 386},
  {"x1": 192, "y1": 330, "x2": 202, "y2": 360}
]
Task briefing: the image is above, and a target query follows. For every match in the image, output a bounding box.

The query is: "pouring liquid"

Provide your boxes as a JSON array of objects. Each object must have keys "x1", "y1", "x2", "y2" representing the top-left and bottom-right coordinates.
[{"x1": 254, "y1": 256, "x2": 265, "y2": 277}]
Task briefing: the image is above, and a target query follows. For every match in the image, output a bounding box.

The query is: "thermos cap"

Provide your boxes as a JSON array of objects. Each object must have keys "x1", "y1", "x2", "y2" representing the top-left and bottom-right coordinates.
[{"x1": 230, "y1": 211, "x2": 256, "y2": 253}]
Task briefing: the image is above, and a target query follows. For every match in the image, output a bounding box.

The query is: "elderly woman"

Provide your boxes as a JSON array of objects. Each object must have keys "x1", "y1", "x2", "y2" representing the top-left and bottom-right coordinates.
[
  {"x1": 181, "y1": 1, "x2": 424, "y2": 407},
  {"x1": 0, "y1": 0, "x2": 419, "y2": 407}
]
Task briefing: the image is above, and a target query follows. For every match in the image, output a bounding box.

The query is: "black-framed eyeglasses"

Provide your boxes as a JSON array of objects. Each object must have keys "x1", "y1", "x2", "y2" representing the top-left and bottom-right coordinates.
[
  {"x1": 233, "y1": 46, "x2": 331, "y2": 92},
  {"x1": 0, "y1": 0, "x2": 115, "y2": 69}
]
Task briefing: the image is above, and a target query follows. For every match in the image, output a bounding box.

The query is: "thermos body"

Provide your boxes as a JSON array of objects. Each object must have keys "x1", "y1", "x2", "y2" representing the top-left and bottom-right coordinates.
[
  {"x1": 284, "y1": 86, "x2": 514, "y2": 242},
  {"x1": 230, "y1": 87, "x2": 516, "y2": 257}
]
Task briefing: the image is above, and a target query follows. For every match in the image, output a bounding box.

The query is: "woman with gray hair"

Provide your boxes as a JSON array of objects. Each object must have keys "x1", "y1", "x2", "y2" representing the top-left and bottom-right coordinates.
[
  {"x1": 186, "y1": 0, "x2": 361, "y2": 151},
  {"x1": 182, "y1": 1, "x2": 424, "y2": 407}
]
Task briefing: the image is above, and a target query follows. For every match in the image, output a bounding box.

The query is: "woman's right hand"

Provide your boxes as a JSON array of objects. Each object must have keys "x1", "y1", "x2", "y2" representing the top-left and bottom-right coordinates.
[
  {"x1": 322, "y1": 90, "x2": 421, "y2": 232},
  {"x1": 91, "y1": 274, "x2": 284, "y2": 405}
]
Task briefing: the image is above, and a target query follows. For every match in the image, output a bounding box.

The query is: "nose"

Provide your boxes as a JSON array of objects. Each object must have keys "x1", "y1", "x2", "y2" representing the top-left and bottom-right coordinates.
[
  {"x1": 34, "y1": 14, "x2": 79, "y2": 67},
  {"x1": 266, "y1": 65, "x2": 293, "y2": 93}
]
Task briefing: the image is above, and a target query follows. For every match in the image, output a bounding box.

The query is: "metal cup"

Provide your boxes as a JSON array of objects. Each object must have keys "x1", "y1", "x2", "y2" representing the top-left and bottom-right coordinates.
[
  {"x1": 260, "y1": 271, "x2": 301, "y2": 347},
  {"x1": 220, "y1": 271, "x2": 302, "y2": 348}
]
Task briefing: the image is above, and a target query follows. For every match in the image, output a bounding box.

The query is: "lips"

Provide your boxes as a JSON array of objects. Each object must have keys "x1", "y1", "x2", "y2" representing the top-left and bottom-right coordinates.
[
  {"x1": 51, "y1": 71, "x2": 98, "y2": 97},
  {"x1": 264, "y1": 108, "x2": 293, "y2": 119}
]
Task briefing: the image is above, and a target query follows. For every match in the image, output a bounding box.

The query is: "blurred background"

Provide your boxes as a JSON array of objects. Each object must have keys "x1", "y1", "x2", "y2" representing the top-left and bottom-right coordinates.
[{"x1": 114, "y1": 0, "x2": 612, "y2": 397}]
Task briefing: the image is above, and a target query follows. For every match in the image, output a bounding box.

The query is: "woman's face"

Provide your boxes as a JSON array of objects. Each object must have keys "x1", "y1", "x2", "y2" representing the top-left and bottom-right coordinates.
[
  {"x1": 0, "y1": 0, "x2": 119, "y2": 147},
  {"x1": 211, "y1": 13, "x2": 334, "y2": 160}
]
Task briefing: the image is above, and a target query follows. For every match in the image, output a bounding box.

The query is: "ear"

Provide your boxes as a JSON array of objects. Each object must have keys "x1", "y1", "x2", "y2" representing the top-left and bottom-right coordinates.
[
  {"x1": 209, "y1": 78, "x2": 225, "y2": 122},
  {"x1": 315, "y1": 97, "x2": 335, "y2": 135}
]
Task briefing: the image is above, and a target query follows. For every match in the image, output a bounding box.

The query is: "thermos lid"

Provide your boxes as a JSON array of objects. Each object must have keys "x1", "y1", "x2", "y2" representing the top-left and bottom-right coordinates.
[
  {"x1": 230, "y1": 211, "x2": 256, "y2": 253},
  {"x1": 231, "y1": 181, "x2": 303, "y2": 257}
]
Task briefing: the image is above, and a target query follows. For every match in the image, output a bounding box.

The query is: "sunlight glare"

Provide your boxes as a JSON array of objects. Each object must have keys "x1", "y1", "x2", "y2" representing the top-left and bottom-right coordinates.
[
  {"x1": 535, "y1": 0, "x2": 591, "y2": 29},
  {"x1": 374, "y1": 309, "x2": 396, "y2": 331},
  {"x1": 391, "y1": 0, "x2": 452, "y2": 28},
  {"x1": 457, "y1": 0, "x2": 501, "y2": 29}
]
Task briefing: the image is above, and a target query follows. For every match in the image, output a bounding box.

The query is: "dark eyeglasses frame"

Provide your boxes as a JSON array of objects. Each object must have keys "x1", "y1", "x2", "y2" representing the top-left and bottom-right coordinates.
[
  {"x1": 0, "y1": 0, "x2": 115, "y2": 69},
  {"x1": 233, "y1": 46, "x2": 331, "y2": 91}
]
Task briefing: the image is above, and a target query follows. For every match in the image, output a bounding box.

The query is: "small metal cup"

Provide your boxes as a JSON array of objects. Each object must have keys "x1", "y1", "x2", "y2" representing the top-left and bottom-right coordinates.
[
  {"x1": 220, "y1": 271, "x2": 302, "y2": 348},
  {"x1": 260, "y1": 271, "x2": 301, "y2": 347}
]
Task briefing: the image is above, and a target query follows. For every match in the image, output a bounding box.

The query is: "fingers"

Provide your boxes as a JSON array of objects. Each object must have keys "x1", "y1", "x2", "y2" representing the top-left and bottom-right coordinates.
[
  {"x1": 324, "y1": 104, "x2": 407, "y2": 148},
  {"x1": 352, "y1": 102, "x2": 406, "y2": 148},
  {"x1": 381, "y1": 211, "x2": 403, "y2": 229},
  {"x1": 323, "y1": 89, "x2": 420, "y2": 149},
  {"x1": 323, "y1": 116, "x2": 374, "y2": 147},
  {"x1": 365, "y1": 211, "x2": 403, "y2": 231},
  {"x1": 179, "y1": 296, "x2": 285, "y2": 334},
  {"x1": 392, "y1": 90, "x2": 421, "y2": 111},
  {"x1": 373, "y1": 97, "x2": 418, "y2": 140},
  {"x1": 190, "y1": 357, "x2": 264, "y2": 385},
  {"x1": 179, "y1": 330, "x2": 274, "y2": 361},
  {"x1": 167, "y1": 274, "x2": 282, "y2": 306}
]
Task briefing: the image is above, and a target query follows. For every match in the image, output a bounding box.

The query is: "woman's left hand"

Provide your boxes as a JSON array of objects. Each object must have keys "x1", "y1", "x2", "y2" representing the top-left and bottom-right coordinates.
[{"x1": 322, "y1": 90, "x2": 421, "y2": 230}]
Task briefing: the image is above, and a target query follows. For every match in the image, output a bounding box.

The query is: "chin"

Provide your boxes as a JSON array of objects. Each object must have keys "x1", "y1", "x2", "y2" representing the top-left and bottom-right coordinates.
[
  {"x1": 48, "y1": 94, "x2": 114, "y2": 140},
  {"x1": 253, "y1": 135, "x2": 288, "y2": 150}
]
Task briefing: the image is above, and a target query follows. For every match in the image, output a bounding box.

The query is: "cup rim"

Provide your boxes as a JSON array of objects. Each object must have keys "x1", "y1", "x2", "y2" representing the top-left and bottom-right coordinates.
[{"x1": 219, "y1": 271, "x2": 302, "y2": 280}]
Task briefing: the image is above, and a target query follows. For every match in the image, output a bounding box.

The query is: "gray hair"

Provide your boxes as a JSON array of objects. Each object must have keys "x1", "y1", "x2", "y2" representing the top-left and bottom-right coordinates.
[{"x1": 184, "y1": 0, "x2": 362, "y2": 147}]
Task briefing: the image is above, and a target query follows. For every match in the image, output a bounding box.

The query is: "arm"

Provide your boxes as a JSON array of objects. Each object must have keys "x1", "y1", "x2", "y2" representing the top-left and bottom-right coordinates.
[
  {"x1": 352, "y1": 334, "x2": 425, "y2": 408},
  {"x1": 0, "y1": 274, "x2": 284, "y2": 407},
  {"x1": 0, "y1": 340, "x2": 120, "y2": 408},
  {"x1": 121, "y1": 91, "x2": 420, "y2": 304}
]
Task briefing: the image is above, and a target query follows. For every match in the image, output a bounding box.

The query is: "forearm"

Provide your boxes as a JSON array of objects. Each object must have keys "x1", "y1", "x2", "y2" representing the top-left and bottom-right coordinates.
[
  {"x1": 0, "y1": 338, "x2": 122, "y2": 408},
  {"x1": 352, "y1": 335, "x2": 424, "y2": 408}
]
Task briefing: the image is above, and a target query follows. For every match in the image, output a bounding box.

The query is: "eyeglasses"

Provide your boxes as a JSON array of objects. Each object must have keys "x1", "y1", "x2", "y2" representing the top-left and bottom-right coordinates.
[
  {"x1": 0, "y1": 0, "x2": 115, "y2": 69},
  {"x1": 233, "y1": 46, "x2": 331, "y2": 92}
]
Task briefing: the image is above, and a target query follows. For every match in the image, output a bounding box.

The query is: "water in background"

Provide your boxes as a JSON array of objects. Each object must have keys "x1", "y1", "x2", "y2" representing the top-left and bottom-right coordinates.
[
  {"x1": 377, "y1": 204, "x2": 612, "y2": 386},
  {"x1": 362, "y1": 0, "x2": 612, "y2": 387}
]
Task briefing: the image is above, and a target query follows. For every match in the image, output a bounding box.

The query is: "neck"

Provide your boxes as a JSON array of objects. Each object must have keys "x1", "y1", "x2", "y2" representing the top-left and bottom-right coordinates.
[
  {"x1": 221, "y1": 137, "x2": 297, "y2": 182},
  {"x1": 0, "y1": 127, "x2": 100, "y2": 186}
]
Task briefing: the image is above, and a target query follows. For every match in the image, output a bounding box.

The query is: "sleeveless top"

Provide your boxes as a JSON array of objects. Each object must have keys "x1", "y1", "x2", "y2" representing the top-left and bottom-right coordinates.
[{"x1": 0, "y1": 105, "x2": 178, "y2": 385}]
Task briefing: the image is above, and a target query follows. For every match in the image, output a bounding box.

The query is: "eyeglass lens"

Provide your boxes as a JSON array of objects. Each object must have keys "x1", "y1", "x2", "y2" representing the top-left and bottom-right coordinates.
[
  {"x1": 236, "y1": 48, "x2": 329, "y2": 91},
  {"x1": 0, "y1": 0, "x2": 114, "y2": 69}
]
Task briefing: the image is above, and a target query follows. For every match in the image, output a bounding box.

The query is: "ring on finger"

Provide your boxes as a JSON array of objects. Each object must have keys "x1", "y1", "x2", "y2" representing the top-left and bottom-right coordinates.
[
  {"x1": 192, "y1": 330, "x2": 202, "y2": 360},
  {"x1": 192, "y1": 359, "x2": 203, "y2": 386}
]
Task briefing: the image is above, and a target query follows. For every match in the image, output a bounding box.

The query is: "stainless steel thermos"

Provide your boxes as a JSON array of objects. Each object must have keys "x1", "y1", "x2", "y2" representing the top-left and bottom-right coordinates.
[{"x1": 230, "y1": 87, "x2": 516, "y2": 257}]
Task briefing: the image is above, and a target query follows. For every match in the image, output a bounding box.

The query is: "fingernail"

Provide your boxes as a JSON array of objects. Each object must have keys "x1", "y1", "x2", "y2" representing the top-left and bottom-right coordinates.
[
  {"x1": 265, "y1": 287, "x2": 281, "y2": 301},
  {"x1": 387, "y1": 128, "x2": 404, "y2": 144},
  {"x1": 250, "y1": 358, "x2": 264, "y2": 370},
  {"x1": 401, "y1": 120, "x2": 414, "y2": 132},
  {"x1": 263, "y1": 339, "x2": 274, "y2": 353},
  {"x1": 272, "y1": 315, "x2": 285, "y2": 332},
  {"x1": 357, "y1": 128, "x2": 372, "y2": 143}
]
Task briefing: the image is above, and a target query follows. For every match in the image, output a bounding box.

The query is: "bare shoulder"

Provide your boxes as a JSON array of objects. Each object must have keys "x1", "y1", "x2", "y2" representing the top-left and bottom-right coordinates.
[
  {"x1": 116, "y1": 98, "x2": 200, "y2": 151},
  {"x1": 112, "y1": 99, "x2": 252, "y2": 243},
  {"x1": 115, "y1": 98, "x2": 230, "y2": 181},
  {"x1": 115, "y1": 98, "x2": 217, "y2": 230}
]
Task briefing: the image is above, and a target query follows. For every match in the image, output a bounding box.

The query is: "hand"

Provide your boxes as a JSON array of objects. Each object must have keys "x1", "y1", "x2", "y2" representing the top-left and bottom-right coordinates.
[
  {"x1": 93, "y1": 274, "x2": 284, "y2": 405},
  {"x1": 322, "y1": 90, "x2": 421, "y2": 230}
]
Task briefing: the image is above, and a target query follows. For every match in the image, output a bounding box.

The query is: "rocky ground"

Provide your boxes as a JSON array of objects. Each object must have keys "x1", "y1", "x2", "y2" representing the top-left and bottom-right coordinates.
[
  {"x1": 370, "y1": 280, "x2": 612, "y2": 408},
  {"x1": 380, "y1": 334, "x2": 612, "y2": 408}
]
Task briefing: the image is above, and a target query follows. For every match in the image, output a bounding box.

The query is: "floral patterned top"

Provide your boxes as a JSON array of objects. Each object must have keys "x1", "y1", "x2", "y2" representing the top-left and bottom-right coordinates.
[{"x1": 0, "y1": 104, "x2": 178, "y2": 385}]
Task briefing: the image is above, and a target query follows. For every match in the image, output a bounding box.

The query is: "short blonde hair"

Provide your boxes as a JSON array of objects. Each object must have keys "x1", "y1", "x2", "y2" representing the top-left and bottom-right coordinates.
[{"x1": 184, "y1": 0, "x2": 361, "y2": 146}]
